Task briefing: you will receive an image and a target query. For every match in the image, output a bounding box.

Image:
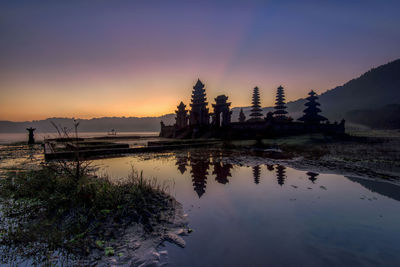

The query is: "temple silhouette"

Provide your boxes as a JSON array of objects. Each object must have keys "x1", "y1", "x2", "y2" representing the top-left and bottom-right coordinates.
[{"x1": 160, "y1": 79, "x2": 345, "y2": 138}]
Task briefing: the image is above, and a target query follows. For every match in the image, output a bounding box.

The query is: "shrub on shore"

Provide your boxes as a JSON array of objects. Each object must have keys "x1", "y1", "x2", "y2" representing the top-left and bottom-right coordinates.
[{"x1": 0, "y1": 165, "x2": 174, "y2": 264}]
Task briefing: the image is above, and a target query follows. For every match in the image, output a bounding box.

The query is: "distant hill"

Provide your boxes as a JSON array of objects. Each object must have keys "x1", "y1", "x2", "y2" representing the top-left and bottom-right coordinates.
[
  {"x1": 310, "y1": 58, "x2": 400, "y2": 121},
  {"x1": 0, "y1": 115, "x2": 175, "y2": 133},
  {"x1": 1, "y1": 59, "x2": 399, "y2": 132},
  {"x1": 232, "y1": 59, "x2": 400, "y2": 126}
]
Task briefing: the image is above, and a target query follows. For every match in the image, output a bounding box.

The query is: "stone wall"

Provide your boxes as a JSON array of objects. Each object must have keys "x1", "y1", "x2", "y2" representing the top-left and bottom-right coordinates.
[{"x1": 160, "y1": 120, "x2": 345, "y2": 139}]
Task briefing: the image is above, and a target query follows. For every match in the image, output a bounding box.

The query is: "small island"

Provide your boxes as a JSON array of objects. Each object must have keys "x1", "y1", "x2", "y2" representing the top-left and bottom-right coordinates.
[{"x1": 160, "y1": 79, "x2": 345, "y2": 139}]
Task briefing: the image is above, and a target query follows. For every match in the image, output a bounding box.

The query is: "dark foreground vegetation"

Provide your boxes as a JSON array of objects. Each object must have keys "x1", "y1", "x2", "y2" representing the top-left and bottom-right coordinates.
[{"x1": 0, "y1": 164, "x2": 177, "y2": 265}]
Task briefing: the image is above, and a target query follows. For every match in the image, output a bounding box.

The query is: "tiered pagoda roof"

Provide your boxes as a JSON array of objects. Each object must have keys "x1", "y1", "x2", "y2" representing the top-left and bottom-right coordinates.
[
  {"x1": 249, "y1": 86, "x2": 263, "y2": 120},
  {"x1": 274, "y1": 85, "x2": 288, "y2": 118},
  {"x1": 190, "y1": 79, "x2": 208, "y2": 107},
  {"x1": 298, "y1": 90, "x2": 327, "y2": 123}
]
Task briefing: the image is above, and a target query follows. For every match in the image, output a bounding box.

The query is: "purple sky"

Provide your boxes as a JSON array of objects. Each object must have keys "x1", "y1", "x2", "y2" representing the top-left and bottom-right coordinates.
[{"x1": 1, "y1": 0, "x2": 399, "y2": 121}]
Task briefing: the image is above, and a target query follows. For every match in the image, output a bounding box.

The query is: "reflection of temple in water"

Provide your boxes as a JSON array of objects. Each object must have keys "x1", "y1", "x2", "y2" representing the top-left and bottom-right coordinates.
[
  {"x1": 276, "y1": 165, "x2": 286, "y2": 186},
  {"x1": 252, "y1": 165, "x2": 261, "y2": 184},
  {"x1": 189, "y1": 156, "x2": 210, "y2": 198},
  {"x1": 213, "y1": 162, "x2": 232, "y2": 184},
  {"x1": 307, "y1": 172, "x2": 319, "y2": 183},
  {"x1": 174, "y1": 153, "x2": 293, "y2": 195},
  {"x1": 175, "y1": 152, "x2": 189, "y2": 174},
  {"x1": 266, "y1": 164, "x2": 275, "y2": 172}
]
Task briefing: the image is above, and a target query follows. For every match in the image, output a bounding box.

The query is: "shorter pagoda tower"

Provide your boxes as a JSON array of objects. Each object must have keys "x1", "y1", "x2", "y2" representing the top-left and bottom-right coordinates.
[
  {"x1": 274, "y1": 86, "x2": 288, "y2": 120},
  {"x1": 249, "y1": 87, "x2": 263, "y2": 122},
  {"x1": 175, "y1": 101, "x2": 188, "y2": 129},
  {"x1": 298, "y1": 90, "x2": 327, "y2": 124}
]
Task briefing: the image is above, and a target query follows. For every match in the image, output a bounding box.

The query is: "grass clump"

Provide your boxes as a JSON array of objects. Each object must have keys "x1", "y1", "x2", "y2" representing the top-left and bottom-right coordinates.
[{"x1": 0, "y1": 165, "x2": 174, "y2": 265}]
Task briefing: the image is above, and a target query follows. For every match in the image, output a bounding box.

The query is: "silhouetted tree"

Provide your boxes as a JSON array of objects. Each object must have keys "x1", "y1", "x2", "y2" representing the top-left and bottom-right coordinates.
[
  {"x1": 239, "y1": 108, "x2": 246, "y2": 123},
  {"x1": 249, "y1": 87, "x2": 263, "y2": 121},
  {"x1": 298, "y1": 90, "x2": 327, "y2": 124},
  {"x1": 274, "y1": 86, "x2": 288, "y2": 119},
  {"x1": 266, "y1": 164, "x2": 274, "y2": 171},
  {"x1": 265, "y1": 111, "x2": 274, "y2": 122}
]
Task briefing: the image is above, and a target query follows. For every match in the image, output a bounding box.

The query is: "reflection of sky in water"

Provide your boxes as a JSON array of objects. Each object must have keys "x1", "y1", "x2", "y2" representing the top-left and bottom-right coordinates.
[
  {"x1": 93, "y1": 151, "x2": 400, "y2": 267},
  {"x1": 0, "y1": 145, "x2": 43, "y2": 177}
]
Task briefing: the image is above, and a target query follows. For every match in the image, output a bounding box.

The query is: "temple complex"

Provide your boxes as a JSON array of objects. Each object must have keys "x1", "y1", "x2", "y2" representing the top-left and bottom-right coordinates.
[{"x1": 160, "y1": 79, "x2": 345, "y2": 139}]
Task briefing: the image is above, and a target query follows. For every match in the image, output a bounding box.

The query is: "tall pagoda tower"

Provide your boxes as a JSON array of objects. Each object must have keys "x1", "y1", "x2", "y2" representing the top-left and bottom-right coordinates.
[
  {"x1": 298, "y1": 90, "x2": 327, "y2": 124},
  {"x1": 274, "y1": 86, "x2": 288, "y2": 119},
  {"x1": 249, "y1": 87, "x2": 263, "y2": 121},
  {"x1": 189, "y1": 79, "x2": 210, "y2": 127},
  {"x1": 175, "y1": 101, "x2": 188, "y2": 129}
]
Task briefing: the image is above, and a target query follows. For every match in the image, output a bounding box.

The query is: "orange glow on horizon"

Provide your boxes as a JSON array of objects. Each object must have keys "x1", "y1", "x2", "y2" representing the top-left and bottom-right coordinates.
[{"x1": 0, "y1": 71, "x2": 358, "y2": 122}]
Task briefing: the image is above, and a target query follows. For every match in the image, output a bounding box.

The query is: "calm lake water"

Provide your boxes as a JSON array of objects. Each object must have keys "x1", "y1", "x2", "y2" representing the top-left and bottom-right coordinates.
[
  {"x1": 0, "y1": 132, "x2": 159, "y2": 144},
  {"x1": 92, "y1": 149, "x2": 400, "y2": 267}
]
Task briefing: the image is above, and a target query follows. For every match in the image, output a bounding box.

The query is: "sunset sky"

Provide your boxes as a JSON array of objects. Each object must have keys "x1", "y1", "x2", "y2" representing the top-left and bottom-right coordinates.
[{"x1": 1, "y1": 0, "x2": 399, "y2": 121}]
